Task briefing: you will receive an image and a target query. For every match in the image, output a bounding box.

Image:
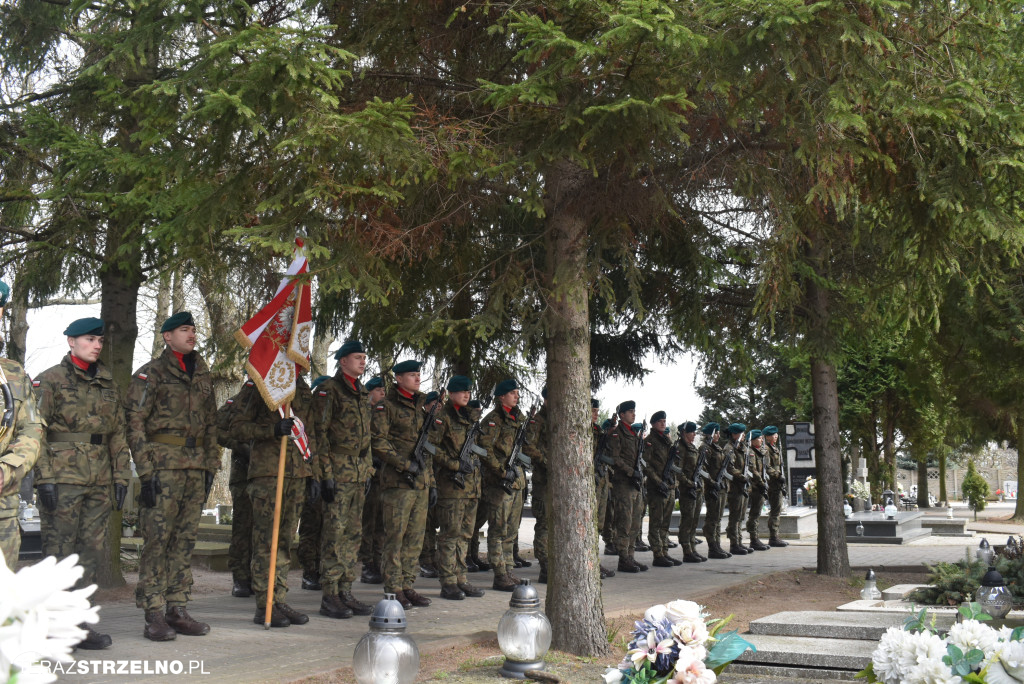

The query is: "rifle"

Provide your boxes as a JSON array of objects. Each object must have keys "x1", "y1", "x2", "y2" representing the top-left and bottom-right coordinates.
[
  {"x1": 630, "y1": 418, "x2": 648, "y2": 491},
  {"x1": 686, "y1": 444, "x2": 708, "y2": 501},
  {"x1": 758, "y1": 448, "x2": 770, "y2": 498},
  {"x1": 500, "y1": 405, "x2": 536, "y2": 495},
  {"x1": 405, "y1": 383, "x2": 447, "y2": 486},
  {"x1": 658, "y1": 443, "x2": 682, "y2": 497},
  {"x1": 709, "y1": 447, "x2": 733, "y2": 499},
  {"x1": 452, "y1": 401, "x2": 489, "y2": 489}
]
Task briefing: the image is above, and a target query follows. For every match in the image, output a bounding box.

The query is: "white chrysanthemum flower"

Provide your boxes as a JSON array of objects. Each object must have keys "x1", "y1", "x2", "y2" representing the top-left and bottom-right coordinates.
[
  {"x1": 948, "y1": 620, "x2": 1000, "y2": 656},
  {"x1": 672, "y1": 618, "x2": 710, "y2": 648},
  {"x1": 645, "y1": 604, "x2": 668, "y2": 623},
  {"x1": 986, "y1": 661, "x2": 1024, "y2": 684},
  {"x1": 903, "y1": 656, "x2": 962, "y2": 684},
  {"x1": 673, "y1": 650, "x2": 716, "y2": 684},
  {"x1": 898, "y1": 630, "x2": 947, "y2": 675},
  {"x1": 872, "y1": 626, "x2": 909, "y2": 684},
  {"x1": 0, "y1": 553, "x2": 99, "y2": 684},
  {"x1": 665, "y1": 600, "x2": 705, "y2": 624},
  {"x1": 997, "y1": 626, "x2": 1016, "y2": 643},
  {"x1": 999, "y1": 640, "x2": 1024, "y2": 681}
]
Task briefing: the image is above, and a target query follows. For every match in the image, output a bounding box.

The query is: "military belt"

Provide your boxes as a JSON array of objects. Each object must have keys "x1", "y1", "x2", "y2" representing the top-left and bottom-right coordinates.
[
  {"x1": 150, "y1": 434, "x2": 205, "y2": 448},
  {"x1": 47, "y1": 431, "x2": 107, "y2": 445}
]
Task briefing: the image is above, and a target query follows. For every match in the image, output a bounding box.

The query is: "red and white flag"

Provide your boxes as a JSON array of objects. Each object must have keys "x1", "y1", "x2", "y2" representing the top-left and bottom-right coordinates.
[{"x1": 234, "y1": 239, "x2": 313, "y2": 411}]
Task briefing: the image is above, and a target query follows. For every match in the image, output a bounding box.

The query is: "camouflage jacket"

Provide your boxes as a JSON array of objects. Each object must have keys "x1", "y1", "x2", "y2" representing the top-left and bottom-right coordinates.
[
  {"x1": 677, "y1": 439, "x2": 701, "y2": 490},
  {"x1": 766, "y1": 441, "x2": 785, "y2": 485},
  {"x1": 724, "y1": 438, "x2": 748, "y2": 494},
  {"x1": 371, "y1": 386, "x2": 435, "y2": 490},
  {"x1": 34, "y1": 355, "x2": 131, "y2": 487},
  {"x1": 126, "y1": 347, "x2": 219, "y2": 479},
  {"x1": 0, "y1": 359, "x2": 44, "y2": 519},
  {"x1": 226, "y1": 376, "x2": 318, "y2": 480},
  {"x1": 522, "y1": 404, "x2": 547, "y2": 483},
  {"x1": 216, "y1": 382, "x2": 251, "y2": 486},
  {"x1": 748, "y1": 444, "x2": 768, "y2": 490},
  {"x1": 643, "y1": 429, "x2": 675, "y2": 491},
  {"x1": 478, "y1": 405, "x2": 527, "y2": 491},
  {"x1": 701, "y1": 441, "x2": 726, "y2": 495},
  {"x1": 433, "y1": 399, "x2": 481, "y2": 499},
  {"x1": 593, "y1": 422, "x2": 611, "y2": 482},
  {"x1": 313, "y1": 372, "x2": 372, "y2": 484},
  {"x1": 608, "y1": 422, "x2": 641, "y2": 484}
]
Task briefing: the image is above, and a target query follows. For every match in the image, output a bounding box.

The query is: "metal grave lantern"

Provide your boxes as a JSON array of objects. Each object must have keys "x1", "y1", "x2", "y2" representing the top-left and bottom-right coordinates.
[
  {"x1": 976, "y1": 566, "x2": 1013, "y2": 619},
  {"x1": 855, "y1": 520, "x2": 865, "y2": 537},
  {"x1": 497, "y1": 580, "x2": 552, "y2": 679},
  {"x1": 884, "y1": 497, "x2": 898, "y2": 520},
  {"x1": 860, "y1": 569, "x2": 881, "y2": 600},
  {"x1": 353, "y1": 593, "x2": 420, "y2": 684},
  {"x1": 976, "y1": 538, "x2": 995, "y2": 565},
  {"x1": 844, "y1": 501, "x2": 853, "y2": 518}
]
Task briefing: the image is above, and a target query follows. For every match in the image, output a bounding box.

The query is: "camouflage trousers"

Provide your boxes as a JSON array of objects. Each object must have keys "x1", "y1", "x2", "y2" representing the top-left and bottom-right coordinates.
[
  {"x1": 435, "y1": 496, "x2": 478, "y2": 585},
  {"x1": 320, "y1": 482, "x2": 365, "y2": 595},
  {"x1": 511, "y1": 482, "x2": 525, "y2": 560},
  {"x1": 746, "y1": 487, "x2": 766, "y2": 540},
  {"x1": 381, "y1": 486, "x2": 428, "y2": 592},
  {"x1": 419, "y1": 505, "x2": 438, "y2": 566},
  {"x1": 646, "y1": 486, "x2": 675, "y2": 557},
  {"x1": 41, "y1": 483, "x2": 111, "y2": 590},
  {"x1": 532, "y1": 472, "x2": 548, "y2": 565},
  {"x1": 611, "y1": 480, "x2": 643, "y2": 562},
  {"x1": 136, "y1": 469, "x2": 204, "y2": 611},
  {"x1": 595, "y1": 472, "x2": 611, "y2": 535},
  {"x1": 701, "y1": 489, "x2": 726, "y2": 548},
  {"x1": 297, "y1": 495, "x2": 322, "y2": 574},
  {"x1": 726, "y1": 487, "x2": 748, "y2": 546},
  {"x1": 602, "y1": 485, "x2": 616, "y2": 545},
  {"x1": 229, "y1": 480, "x2": 253, "y2": 583},
  {"x1": 0, "y1": 506, "x2": 18, "y2": 571},
  {"x1": 677, "y1": 487, "x2": 703, "y2": 553},
  {"x1": 249, "y1": 476, "x2": 303, "y2": 609},
  {"x1": 767, "y1": 484, "x2": 785, "y2": 539},
  {"x1": 358, "y1": 477, "x2": 384, "y2": 567},
  {"x1": 480, "y1": 484, "x2": 520, "y2": 578}
]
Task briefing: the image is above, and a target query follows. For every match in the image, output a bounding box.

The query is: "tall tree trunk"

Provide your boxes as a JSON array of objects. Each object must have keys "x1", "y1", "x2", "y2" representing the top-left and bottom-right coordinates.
[
  {"x1": 6, "y1": 278, "x2": 29, "y2": 364},
  {"x1": 882, "y1": 396, "x2": 897, "y2": 492},
  {"x1": 311, "y1": 326, "x2": 331, "y2": 379},
  {"x1": 152, "y1": 271, "x2": 171, "y2": 357},
  {"x1": 916, "y1": 447, "x2": 930, "y2": 509},
  {"x1": 939, "y1": 450, "x2": 948, "y2": 504},
  {"x1": 544, "y1": 161, "x2": 607, "y2": 656},
  {"x1": 1013, "y1": 414, "x2": 1024, "y2": 522},
  {"x1": 172, "y1": 268, "x2": 185, "y2": 313}
]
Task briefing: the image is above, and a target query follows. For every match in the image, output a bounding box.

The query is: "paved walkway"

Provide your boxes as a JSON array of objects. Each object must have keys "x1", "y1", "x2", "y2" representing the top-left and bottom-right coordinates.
[{"x1": 39, "y1": 512, "x2": 985, "y2": 684}]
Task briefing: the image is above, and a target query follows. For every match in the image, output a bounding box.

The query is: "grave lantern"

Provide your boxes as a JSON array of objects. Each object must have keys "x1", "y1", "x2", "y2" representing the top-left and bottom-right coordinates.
[
  {"x1": 855, "y1": 521, "x2": 865, "y2": 537},
  {"x1": 976, "y1": 566, "x2": 1013, "y2": 619},
  {"x1": 353, "y1": 593, "x2": 419, "y2": 684},
  {"x1": 860, "y1": 569, "x2": 881, "y2": 600},
  {"x1": 976, "y1": 538, "x2": 995, "y2": 565},
  {"x1": 497, "y1": 580, "x2": 551, "y2": 679},
  {"x1": 884, "y1": 497, "x2": 898, "y2": 520}
]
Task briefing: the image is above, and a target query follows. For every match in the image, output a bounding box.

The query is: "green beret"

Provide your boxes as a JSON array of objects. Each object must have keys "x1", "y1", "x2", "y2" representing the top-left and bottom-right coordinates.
[
  {"x1": 333, "y1": 339, "x2": 365, "y2": 360},
  {"x1": 631, "y1": 423, "x2": 643, "y2": 431},
  {"x1": 392, "y1": 360, "x2": 421, "y2": 374},
  {"x1": 762, "y1": 425, "x2": 778, "y2": 436},
  {"x1": 424, "y1": 391, "x2": 439, "y2": 402},
  {"x1": 493, "y1": 378, "x2": 519, "y2": 396},
  {"x1": 64, "y1": 317, "x2": 105, "y2": 337},
  {"x1": 447, "y1": 375, "x2": 472, "y2": 392},
  {"x1": 651, "y1": 410, "x2": 667, "y2": 423},
  {"x1": 681, "y1": 421, "x2": 698, "y2": 434},
  {"x1": 365, "y1": 376, "x2": 383, "y2": 391},
  {"x1": 161, "y1": 311, "x2": 195, "y2": 333},
  {"x1": 0, "y1": 280, "x2": 8, "y2": 308},
  {"x1": 467, "y1": 399, "x2": 482, "y2": 409},
  {"x1": 617, "y1": 400, "x2": 636, "y2": 414},
  {"x1": 749, "y1": 429, "x2": 763, "y2": 440},
  {"x1": 311, "y1": 375, "x2": 331, "y2": 390},
  {"x1": 591, "y1": 398, "x2": 600, "y2": 408},
  {"x1": 701, "y1": 422, "x2": 720, "y2": 435},
  {"x1": 726, "y1": 422, "x2": 747, "y2": 435},
  {"x1": 601, "y1": 419, "x2": 613, "y2": 430}
]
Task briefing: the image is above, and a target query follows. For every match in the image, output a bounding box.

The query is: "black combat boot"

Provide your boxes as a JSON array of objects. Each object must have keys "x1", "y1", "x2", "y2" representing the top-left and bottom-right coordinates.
[
  {"x1": 275, "y1": 603, "x2": 309, "y2": 625},
  {"x1": 457, "y1": 582, "x2": 485, "y2": 598},
  {"x1": 301, "y1": 569, "x2": 321, "y2": 590},
  {"x1": 708, "y1": 544, "x2": 732, "y2": 560},
  {"x1": 682, "y1": 551, "x2": 703, "y2": 563},
  {"x1": 419, "y1": 562, "x2": 439, "y2": 578},
  {"x1": 165, "y1": 606, "x2": 210, "y2": 636},
  {"x1": 144, "y1": 610, "x2": 177, "y2": 641},
  {"x1": 403, "y1": 588, "x2": 431, "y2": 607},
  {"x1": 232, "y1": 578, "x2": 253, "y2": 597},
  {"x1": 617, "y1": 558, "x2": 641, "y2": 573},
  {"x1": 634, "y1": 541, "x2": 651, "y2": 552},
  {"x1": 77, "y1": 625, "x2": 112, "y2": 650},
  {"x1": 493, "y1": 574, "x2": 518, "y2": 591},
  {"x1": 652, "y1": 556, "x2": 675, "y2": 568},
  {"x1": 360, "y1": 562, "x2": 383, "y2": 584},
  {"x1": 513, "y1": 553, "x2": 532, "y2": 569},
  {"x1": 668, "y1": 555, "x2": 683, "y2": 566},
  {"x1": 603, "y1": 543, "x2": 618, "y2": 556},
  {"x1": 750, "y1": 537, "x2": 771, "y2": 551},
  {"x1": 769, "y1": 537, "x2": 789, "y2": 547},
  {"x1": 255, "y1": 605, "x2": 290, "y2": 628},
  {"x1": 729, "y1": 543, "x2": 750, "y2": 555},
  {"x1": 474, "y1": 557, "x2": 493, "y2": 571},
  {"x1": 600, "y1": 565, "x2": 616, "y2": 578},
  {"x1": 320, "y1": 594, "x2": 354, "y2": 619},
  {"x1": 340, "y1": 591, "x2": 374, "y2": 616},
  {"x1": 537, "y1": 562, "x2": 548, "y2": 584},
  {"x1": 667, "y1": 540, "x2": 679, "y2": 548},
  {"x1": 440, "y1": 584, "x2": 466, "y2": 600},
  {"x1": 465, "y1": 554, "x2": 480, "y2": 572},
  {"x1": 391, "y1": 591, "x2": 413, "y2": 609}
]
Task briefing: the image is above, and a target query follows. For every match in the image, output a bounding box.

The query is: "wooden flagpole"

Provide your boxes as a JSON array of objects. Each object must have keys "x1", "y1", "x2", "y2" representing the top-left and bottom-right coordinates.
[{"x1": 264, "y1": 402, "x2": 290, "y2": 628}]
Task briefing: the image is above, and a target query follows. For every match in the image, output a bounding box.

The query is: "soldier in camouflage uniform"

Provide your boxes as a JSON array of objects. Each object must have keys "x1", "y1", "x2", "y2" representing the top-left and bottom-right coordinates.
[
  {"x1": 632, "y1": 422, "x2": 650, "y2": 555},
  {"x1": 371, "y1": 359, "x2": 437, "y2": 609},
  {"x1": 523, "y1": 390, "x2": 549, "y2": 581},
  {"x1": 745, "y1": 429, "x2": 771, "y2": 551},
  {"x1": 762, "y1": 426, "x2": 789, "y2": 547},
  {"x1": 217, "y1": 380, "x2": 254, "y2": 598},
  {"x1": 226, "y1": 371, "x2": 318, "y2": 628},
  {"x1": 418, "y1": 390, "x2": 441, "y2": 578},
  {"x1": 600, "y1": 417, "x2": 618, "y2": 556},
  {"x1": 431, "y1": 376, "x2": 486, "y2": 600},
  {"x1": 675, "y1": 422, "x2": 706, "y2": 563},
  {"x1": 295, "y1": 375, "x2": 331, "y2": 593},
  {"x1": 314, "y1": 341, "x2": 375, "y2": 619},
  {"x1": 0, "y1": 281, "x2": 44, "y2": 572},
  {"x1": 465, "y1": 398, "x2": 491, "y2": 574},
  {"x1": 127, "y1": 312, "x2": 219, "y2": 641},
  {"x1": 699, "y1": 423, "x2": 731, "y2": 559},
  {"x1": 592, "y1": 400, "x2": 615, "y2": 579},
  {"x1": 644, "y1": 411, "x2": 680, "y2": 567},
  {"x1": 723, "y1": 423, "x2": 750, "y2": 555},
  {"x1": 609, "y1": 402, "x2": 647, "y2": 573},
  {"x1": 358, "y1": 376, "x2": 386, "y2": 584},
  {"x1": 477, "y1": 379, "x2": 531, "y2": 591},
  {"x1": 35, "y1": 317, "x2": 131, "y2": 649}
]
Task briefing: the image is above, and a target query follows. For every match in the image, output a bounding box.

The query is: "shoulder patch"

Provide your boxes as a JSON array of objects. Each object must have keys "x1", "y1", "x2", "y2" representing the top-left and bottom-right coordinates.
[
  {"x1": 375, "y1": 404, "x2": 386, "y2": 411},
  {"x1": 434, "y1": 418, "x2": 443, "y2": 425},
  {"x1": 487, "y1": 422, "x2": 496, "y2": 427},
  {"x1": 137, "y1": 373, "x2": 148, "y2": 381},
  {"x1": 226, "y1": 399, "x2": 234, "y2": 404},
  {"x1": 32, "y1": 380, "x2": 40, "y2": 387},
  {"x1": 612, "y1": 433, "x2": 619, "y2": 437},
  {"x1": 318, "y1": 391, "x2": 328, "y2": 396},
  {"x1": 245, "y1": 380, "x2": 255, "y2": 386}
]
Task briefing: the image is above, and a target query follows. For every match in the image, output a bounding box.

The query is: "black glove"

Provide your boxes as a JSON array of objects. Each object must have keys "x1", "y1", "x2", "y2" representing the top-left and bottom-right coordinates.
[
  {"x1": 405, "y1": 460, "x2": 421, "y2": 476},
  {"x1": 322, "y1": 479, "x2": 337, "y2": 504},
  {"x1": 204, "y1": 471, "x2": 214, "y2": 498},
  {"x1": 686, "y1": 486, "x2": 699, "y2": 501},
  {"x1": 274, "y1": 418, "x2": 295, "y2": 437},
  {"x1": 657, "y1": 482, "x2": 671, "y2": 498},
  {"x1": 306, "y1": 478, "x2": 321, "y2": 504},
  {"x1": 114, "y1": 483, "x2": 128, "y2": 511},
  {"x1": 459, "y1": 460, "x2": 474, "y2": 474},
  {"x1": 140, "y1": 474, "x2": 162, "y2": 508},
  {"x1": 37, "y1": 483, "x2": 58, "y2": 512},
  {"x1": 503, "y1": 467, "x2": 517, "y2": 483},
  {"x1": 428, "y1": 487, "x2": 438, "y2": 508}
]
